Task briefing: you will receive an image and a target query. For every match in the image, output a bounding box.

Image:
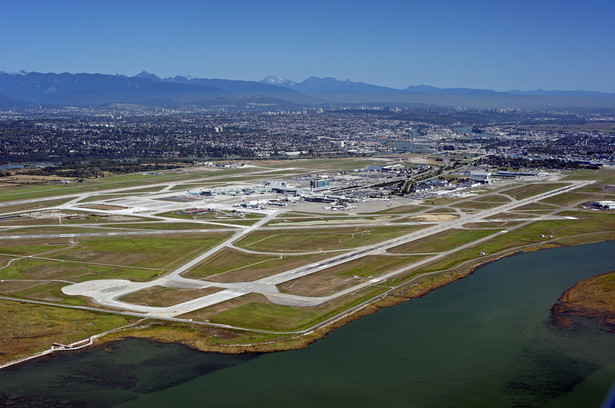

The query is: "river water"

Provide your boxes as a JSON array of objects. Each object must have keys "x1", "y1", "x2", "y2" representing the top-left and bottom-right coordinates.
[{"x1": 1, "y1": 241, "x2": 615, "y2": 407}]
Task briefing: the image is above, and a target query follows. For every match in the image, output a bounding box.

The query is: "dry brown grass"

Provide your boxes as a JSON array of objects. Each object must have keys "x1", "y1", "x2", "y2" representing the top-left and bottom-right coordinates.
[
  {"x1": 118, "y1": 285, "x2": 224, "y2": 307},
  {"x1": 555, "y1": 271, "x2": 615, "y2": 326},
  {"x1": 405, "y1": 214, "x2": 458, "y2": 222},
  {"x1": 0, "y1": 299, "x2": 134, "y2": 365}
]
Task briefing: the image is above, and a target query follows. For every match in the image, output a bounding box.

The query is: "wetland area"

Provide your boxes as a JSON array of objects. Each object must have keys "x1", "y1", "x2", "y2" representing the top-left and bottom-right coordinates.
[{"x1": 1, "y1": 241, "x2": 614, "y2": 407}]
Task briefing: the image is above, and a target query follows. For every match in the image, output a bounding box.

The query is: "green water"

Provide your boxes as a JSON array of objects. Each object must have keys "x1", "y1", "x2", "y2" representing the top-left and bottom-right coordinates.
[{"x1": 1, "y1": 241, "x2": 615, "y2": 407}]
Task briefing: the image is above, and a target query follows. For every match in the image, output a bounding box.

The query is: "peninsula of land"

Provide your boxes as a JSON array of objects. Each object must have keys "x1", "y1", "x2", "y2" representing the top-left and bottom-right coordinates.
[{"x1": 552, "y1": 271, "x2": 615, "y2": 329}]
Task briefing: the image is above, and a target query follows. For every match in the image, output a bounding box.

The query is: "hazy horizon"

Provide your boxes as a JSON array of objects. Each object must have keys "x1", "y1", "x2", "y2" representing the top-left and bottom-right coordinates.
[
  {"x1": 2, "y1": 69, "x2": 614, "y2": 94},
  {"x1": 2, "y1": 0, "x2": 615, "y2": 92}
]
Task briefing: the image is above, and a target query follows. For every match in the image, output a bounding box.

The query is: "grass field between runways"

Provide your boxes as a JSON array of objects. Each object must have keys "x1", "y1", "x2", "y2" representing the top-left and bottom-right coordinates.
[
  {"x1": 183, "y1": 248, "x2": 334, "y2": 282},
  {"x1": 277, "y1": 254, "x2": 428, "y2": 297},
  {"x1": 54, "y1": 232, "x2": 232, "y2": 269},
  {"x1": 235, "y1": 225, "x2": 427, "y2": 252}
]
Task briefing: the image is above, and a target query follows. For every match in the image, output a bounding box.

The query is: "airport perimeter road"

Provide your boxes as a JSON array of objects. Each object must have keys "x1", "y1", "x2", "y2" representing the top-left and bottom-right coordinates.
[{"x1": 62, "y1": 180, "x2": 591, "y2": 316}]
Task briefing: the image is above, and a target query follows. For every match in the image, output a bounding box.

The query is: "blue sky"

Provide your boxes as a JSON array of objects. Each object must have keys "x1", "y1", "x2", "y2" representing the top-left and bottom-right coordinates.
[{"x1": 1, "y1": 0, "x2": 614, "y2": 91}]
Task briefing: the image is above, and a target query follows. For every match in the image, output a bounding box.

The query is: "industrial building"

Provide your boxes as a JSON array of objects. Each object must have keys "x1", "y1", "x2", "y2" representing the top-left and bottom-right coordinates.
[{"x1": 470, "y1": 171, "x2": 492, "y2": 184}]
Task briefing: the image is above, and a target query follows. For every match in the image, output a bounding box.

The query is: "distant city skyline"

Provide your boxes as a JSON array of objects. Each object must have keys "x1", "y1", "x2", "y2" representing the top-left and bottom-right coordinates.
[{"x1": 2, "y1": 0, "x2": 614, "y2": 92}]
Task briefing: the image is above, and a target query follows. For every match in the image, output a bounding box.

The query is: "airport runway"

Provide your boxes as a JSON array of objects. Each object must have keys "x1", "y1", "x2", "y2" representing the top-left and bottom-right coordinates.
[{"x1": 61, "y1": 180, "x2": 591, "y2": 316}]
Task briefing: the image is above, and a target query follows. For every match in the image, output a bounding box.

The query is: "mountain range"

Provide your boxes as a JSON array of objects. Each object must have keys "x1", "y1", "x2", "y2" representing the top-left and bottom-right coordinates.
[{"x1": 0, "y1": 71, "x2": 614, "y2": 109}]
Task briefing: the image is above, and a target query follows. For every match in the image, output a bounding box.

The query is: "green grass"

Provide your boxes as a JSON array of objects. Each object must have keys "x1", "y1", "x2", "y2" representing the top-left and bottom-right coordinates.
[
  {"x1": 510, "y1": 210, "x2": 554, "y2": 215},
  {"x1": 486, "y1": 212, "x2": 537, "y2": 220},
  {"x1": 451, "y1": 194, "x2": 513, "y2": 210},
  {"x1": 331, "y1": 255, "x2": 426, "y2": 278},
  {"x1": 236, "y1": 225, "x2": 426, "y2": 252},
  {"x1": 0, "y1": 217, "x2": 61, "y2": 226},
  {"x1": 468, "y1": 194, "x2": 512, "y2": 203},
  {"x1": 61, "y1": 213, "x2": 147, "y2": 224},
  {"x1": 11, "y1": 281, "x2": 88, "y2": 305},
  {"x1": 0, "y1": 240, "x2": 72, "y2": 256},
  {"x1": 116, "y1": 186, "x2": 167, "y2": 194},
  {"x1": 0, "y1": 258, "x2": 164, "y2": 282},
  {"x1": 284, "y1": 211, "x2": 348, "y2": 217},
  {"x1": 76, "y1": 194, "x2": 136, "y2": 203},
  {"x1": 0, "y1": 226, "x2": 118, "y2": 235},
  {"x1": 266, "y1": 216, "x2": 389, "y2": 227},
  {"x1": 103, "y1": 222, "x2": 233, "y2": 230},
  {"x1": 538, "y1": 192, "x2": 598, "y2": 207},
  {"x1": 416, "y1": 210, "x2": 615, "y2": 273},
  {"x1": 422, "y1": 197, "x2": 464, "y2": 206},
  {"x1": 211, "y1": 301, "x2": 317, "y2": 331},
  {"x1": 388, "y1": 229, "x2": 499, "y2": 254},
  {"x1": 170, "y1": 183, "x2": 221, "y2": 191},
  {"x1": 513, "y1": 203, "x2": 560, "y2": 211},
  {"x1": 157, "y1": 210, "x2": 262, "y2": 223},
  {"x1": 178, "y1": 210, "x2": 226, "y2": 219},
  {"x1": 574, "y1": 185, "x2": 609, "y2": 193},
  {"x1": 451, "y1": 200, "x2": 508, "y2": 210},
  {"x1": 503, "y1": 183, "x2": 569, "y2": 200},
  {"x1": 363, "y1": 205, "x2": 428, "y2": 215},
  {"x1": 425, "y1": 208, "x2": 458, "y2": 213},
  {"x1": 0, "y1": 198, "x2": 76, "y2": 215},
  {"x1": 184, "y1": 248, "x2": 332, "y2": 282},
  {"x1": 0, "y1": 257, "x2": 33, "y2": 279},
  {"x1": 553, "y1": 231, "x2": 615, "y2": 247},
  {"x1": 0, "y1": 254, "x2": 16, "y2": 266},
  {"x1": 210, "y1": 286, "x2": 386, "y2": 331},
  {"x1": 186, "y1": 248, "x2": 278, "y2": 276},
  {"x1": 214, "y1": 219, "x2": 261, "y2": 226},
  {"x1": 276, "y1": 254, "x2": 429, "y2": 297},
  {"x1": 562, "y1": 168, "x2": 615, "y2": 184},
  {"x1": 55, "y1": 232, "x2": 232, "y2": 269},
  {"x1": 158, "y1": 211, "x2": 194, "y2": 220}
]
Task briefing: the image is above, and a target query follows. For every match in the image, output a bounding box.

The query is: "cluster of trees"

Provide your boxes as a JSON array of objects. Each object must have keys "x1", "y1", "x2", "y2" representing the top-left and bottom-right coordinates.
[{"x1": 20, "y1": 160, "x2": 185, "y2": 178}]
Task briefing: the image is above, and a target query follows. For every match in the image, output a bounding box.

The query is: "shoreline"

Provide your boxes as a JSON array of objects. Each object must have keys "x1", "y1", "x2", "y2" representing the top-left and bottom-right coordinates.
[
  {"x1": 0, "y1": 320, "x2": 145, "y2": 370},
  {"x1": 2, "y1": 237, "x2": 613, "y2": 367},
  {"x1": 88, "y1": 239, "x2": 607, "y2": 355},
  {"x1": 551, "y1": 270, "x2": 615, "y2": 329}
]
